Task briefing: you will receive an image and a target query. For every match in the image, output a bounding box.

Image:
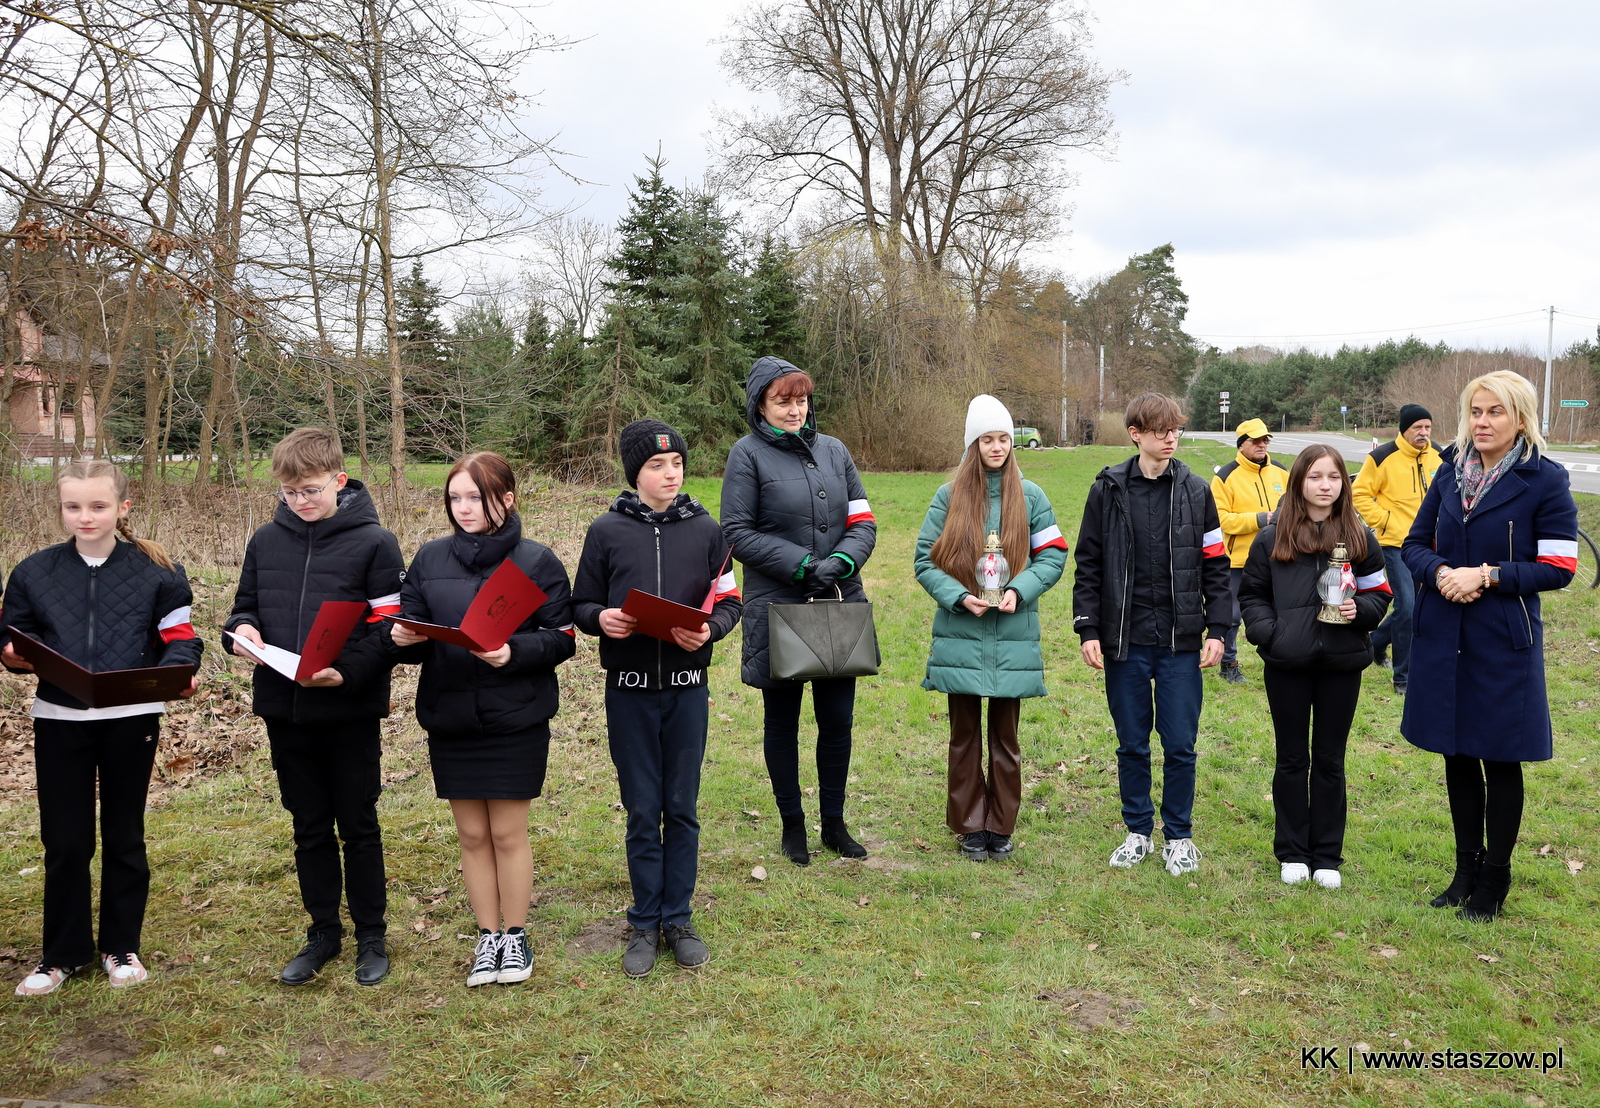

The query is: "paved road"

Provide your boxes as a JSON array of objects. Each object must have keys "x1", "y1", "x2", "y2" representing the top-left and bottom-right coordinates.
[{"x1": 1186, "y1": 431, "x2": 1600, "y2": 496}]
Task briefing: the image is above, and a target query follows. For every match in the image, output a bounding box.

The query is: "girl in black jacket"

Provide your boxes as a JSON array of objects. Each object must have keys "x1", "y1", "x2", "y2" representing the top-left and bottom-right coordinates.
[
  {"x1": 1, "y1": 460, "x2": 202, "y2": 996},
  {"x1": 389, "y1": 452, "x2": 575, "y2": 987},
  {"x1": 1239, "y1": 445, "x2": 1391, "y2": 890}
]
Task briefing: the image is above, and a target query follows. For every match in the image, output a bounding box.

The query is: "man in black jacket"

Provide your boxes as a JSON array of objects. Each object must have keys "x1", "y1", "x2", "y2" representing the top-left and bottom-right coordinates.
[
  {"x1": 224, "y1": 428, "x2": 405, "y2": 987},
  {"x1": 1073, "y1": 395, "x2": 1231, "y2": 878},
  {"x1": 571, "y1": 420, "x2": 742, "y2": 978}
]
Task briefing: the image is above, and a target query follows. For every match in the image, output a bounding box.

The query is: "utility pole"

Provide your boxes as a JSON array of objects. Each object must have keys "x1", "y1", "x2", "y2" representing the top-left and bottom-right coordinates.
[
  {"x1": 1097, "y1": 344, "x2": 1105, "y2": 421},
  {"x1": 1542, "y1": 305, "x2": 1554, "y2": 434},
  {"x1": 1060, "y1": 321, "x2": 1068, "y2": 445}
]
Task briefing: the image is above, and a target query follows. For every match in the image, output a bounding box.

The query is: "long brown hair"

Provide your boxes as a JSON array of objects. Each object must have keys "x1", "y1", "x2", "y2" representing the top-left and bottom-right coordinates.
[
  {"x1": 929, "y1": 442, "x2": 1029, "y2": 591},
  {"x1": 445, "y1": 451, "x2": 517, "y2": 533},
  {"x1": 1272, "y1": 445, "x2": 1369, "y2": 563},
  {"x1": 54, "y1": 459, "x2": 176, "y2": 570}
]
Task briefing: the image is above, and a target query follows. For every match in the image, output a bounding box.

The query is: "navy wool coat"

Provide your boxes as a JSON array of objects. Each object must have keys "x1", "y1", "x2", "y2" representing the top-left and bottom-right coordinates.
[{"x1": 1400, "y1": 446, "x2": 1578, "y2": 762}]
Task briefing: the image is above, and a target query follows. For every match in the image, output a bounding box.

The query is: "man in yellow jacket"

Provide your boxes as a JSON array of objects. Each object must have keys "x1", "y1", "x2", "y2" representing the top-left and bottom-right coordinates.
[
  {"x1": 1351, "y1": 403, "x2": 1441, "y2": 694},
  {"x1": 1210, "y1": 418, "x2": 1287, "y2": 683}
]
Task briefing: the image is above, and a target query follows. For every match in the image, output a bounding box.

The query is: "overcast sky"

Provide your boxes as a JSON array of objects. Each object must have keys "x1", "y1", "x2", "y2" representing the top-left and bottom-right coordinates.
[{"x1": 515, "y1": 0, "x2": 1600, "y2": 355}]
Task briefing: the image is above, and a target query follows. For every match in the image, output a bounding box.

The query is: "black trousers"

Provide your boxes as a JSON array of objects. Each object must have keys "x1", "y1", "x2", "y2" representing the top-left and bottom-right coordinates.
[
  {"x1": 1262, "y1": 667, "x2": 1362, "y2": 870},
  {"x1": 762, "y1": 678, "x2": 856, "y2": 819},
  {"x1": 33, "y1": 715, "x2": 160, "y2": 968},
  {"x1": 1443, "y1": 755, "x2": 1524, "y2": 866},
  {"x1": 605, "y1": 686, "x2": 708, "y2": 931},
  {"x1": 266, "y1": 719, "x2": 387, "y2": 941}
]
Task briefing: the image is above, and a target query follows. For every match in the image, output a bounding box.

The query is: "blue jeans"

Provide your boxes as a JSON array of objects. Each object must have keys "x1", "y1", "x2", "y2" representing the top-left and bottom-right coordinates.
[
  {"x1": 1103, "y1": 644, "x2": 1202, "y2": 840},
  {"x1": 605, "y1": 686, "x2": 708, "y2": 931},
  {"x1": 1368, "y1": 545, "x2": 1413, "y2": 682}
]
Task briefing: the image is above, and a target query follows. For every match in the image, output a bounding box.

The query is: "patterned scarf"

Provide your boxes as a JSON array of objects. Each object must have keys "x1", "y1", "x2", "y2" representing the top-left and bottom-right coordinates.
[
  {"x1": 610, "y1": 490, "x2": 706, "y2": 524},
  {"x1": 1456, "y1": 435, "x2": 1526, "y2": 517}
]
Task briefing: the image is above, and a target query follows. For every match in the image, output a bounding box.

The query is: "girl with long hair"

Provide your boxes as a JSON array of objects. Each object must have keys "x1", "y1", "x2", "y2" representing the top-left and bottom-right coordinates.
[
  {"x1": 388, "y1": 452, "x2": 576, "y2": 986},
  {"x1": 1239, "y1": 445, "x2": 1391, "y2": 888},
  {"x1": 1, "y1": 460, "x2": 203, "y2": 995},
  {"x1": 914, "y1": 395, "x2": 1068, "y2": 861}
]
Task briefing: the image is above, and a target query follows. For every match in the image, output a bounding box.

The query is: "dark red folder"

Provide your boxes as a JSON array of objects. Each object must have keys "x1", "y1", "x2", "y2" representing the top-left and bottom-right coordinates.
[
  {"x1": 10, "y1": 631, "x2": 195, "y2": 709},
  {"x1": 226, "y1": 599, "x2": 367, "y2": 681},
  {"x1": 621, "y1": 590, "x2": 714, "y2": 643},
  {"x1": 382, "y1": 559, "x2": 548, "y2": 653}
]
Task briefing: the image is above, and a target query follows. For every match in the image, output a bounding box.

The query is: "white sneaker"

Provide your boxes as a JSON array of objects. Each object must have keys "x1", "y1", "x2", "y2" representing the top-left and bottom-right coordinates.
[
  {"x1": 466, "y1": 930, "x2": 502, "y2": 988},
  {"x1": 1281, "y1": 862, "x2": 1310, "y2": 885},
  {"x1": 1162, "y1": 838, "x2": 1202, "y2": 877},
  {"x1": 15, "y1": 964, "x2": 75, "y2": 997},
  {"x1": 1108, "y1": 832, "x2": 1154, "y2": 868},
  {"x1": 1312, "y1": 868, "x2": 1342, "y2": 889},
  {"x1": 102, "y1": 952, "x2": 148, "y2": 987}
]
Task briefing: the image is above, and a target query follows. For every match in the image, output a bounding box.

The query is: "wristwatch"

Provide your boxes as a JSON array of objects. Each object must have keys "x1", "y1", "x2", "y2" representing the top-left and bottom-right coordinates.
[{"x1": 1488, "y1": 566, "x2": 1500, "y2": 586}]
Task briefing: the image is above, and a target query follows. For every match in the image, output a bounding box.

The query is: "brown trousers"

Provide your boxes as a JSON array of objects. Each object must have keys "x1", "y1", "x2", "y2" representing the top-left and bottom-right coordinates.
[{"x1": 945, "y1": 695, "x2": 1022, "y2": 835}]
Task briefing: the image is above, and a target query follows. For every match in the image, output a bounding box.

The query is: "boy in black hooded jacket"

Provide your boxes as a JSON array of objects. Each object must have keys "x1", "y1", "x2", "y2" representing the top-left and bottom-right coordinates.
[
  {"x1": 571, "y1": 420, "x2": 742, "y2": 977},
  {"x1": 223, "y1": 428, "x2": 405, "y2": 987}
]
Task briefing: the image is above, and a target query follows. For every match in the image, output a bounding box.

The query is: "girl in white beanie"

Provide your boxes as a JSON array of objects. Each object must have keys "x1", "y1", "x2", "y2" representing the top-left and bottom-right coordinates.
[{"x1": 913, "y1": 396, "x2": 1068, "y2": 861}]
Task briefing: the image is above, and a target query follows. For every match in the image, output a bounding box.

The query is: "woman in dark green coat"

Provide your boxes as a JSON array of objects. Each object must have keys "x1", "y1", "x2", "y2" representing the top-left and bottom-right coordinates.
[{"x1": 914, "y1": 395, "x2": 1068, "y2": 862}]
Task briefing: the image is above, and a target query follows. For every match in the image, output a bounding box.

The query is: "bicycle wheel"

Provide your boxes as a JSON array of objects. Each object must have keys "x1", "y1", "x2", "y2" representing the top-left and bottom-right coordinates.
[{"x1": 1574, "y1": 529, "x2": 1600, "y2": 590}]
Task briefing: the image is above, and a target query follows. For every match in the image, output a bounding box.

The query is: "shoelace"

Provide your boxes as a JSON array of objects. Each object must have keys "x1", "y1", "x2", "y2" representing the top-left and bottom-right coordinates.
[
  {"x1": 471, "y1": 933, "x2": 501, "y2": 975},
  {"x1": 500, "y1": 934, "x2": 528, "y2": 970}
]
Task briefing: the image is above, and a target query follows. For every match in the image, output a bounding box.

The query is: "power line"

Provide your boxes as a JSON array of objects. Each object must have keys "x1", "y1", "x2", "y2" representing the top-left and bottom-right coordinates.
[{"x1": 1195, "y1": 309, "x2": 1554, "y2": 343}]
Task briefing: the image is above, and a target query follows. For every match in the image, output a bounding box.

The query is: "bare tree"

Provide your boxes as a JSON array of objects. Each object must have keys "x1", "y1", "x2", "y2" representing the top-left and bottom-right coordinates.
[
  {"x1": 527, "y1": 216, "x2": 613, "y2": 337},
  {"x1": 716, "y1": 0, "x2": 1117, "y2": 284}
]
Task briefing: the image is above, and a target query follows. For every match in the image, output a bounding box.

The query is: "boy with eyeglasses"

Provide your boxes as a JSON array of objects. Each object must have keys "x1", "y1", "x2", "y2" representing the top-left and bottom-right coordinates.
[
  {"x1": 1072, "y1": 394, "x2": 1231, "y2": 878},
  {"x1": 225, "y1": 428, "x2": 405, "y2": 986}
]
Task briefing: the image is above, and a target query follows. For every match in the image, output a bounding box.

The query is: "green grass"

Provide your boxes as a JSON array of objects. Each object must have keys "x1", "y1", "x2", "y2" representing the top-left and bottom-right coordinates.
[{"x1": 1, "y1": 440, "x2": 1596, "y2": 1107}]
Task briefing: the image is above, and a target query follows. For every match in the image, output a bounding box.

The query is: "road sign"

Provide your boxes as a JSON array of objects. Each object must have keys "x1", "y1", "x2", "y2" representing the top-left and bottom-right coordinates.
[
  {"x1": 1340, "y1": 406, "x2": 1348, "y2": 413},
  {"x1": 1560, "y1": 399, "x2": 1589, "y2": 408},
  {"x1": 1220, "y1": 391, "x2": 1230, "y2": 399}
]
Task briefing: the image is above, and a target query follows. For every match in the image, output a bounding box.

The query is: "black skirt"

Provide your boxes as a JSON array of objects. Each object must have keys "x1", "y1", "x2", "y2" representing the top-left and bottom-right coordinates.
[{"x1": 426, "y1": 721, "x2": 551, "y2": 800}]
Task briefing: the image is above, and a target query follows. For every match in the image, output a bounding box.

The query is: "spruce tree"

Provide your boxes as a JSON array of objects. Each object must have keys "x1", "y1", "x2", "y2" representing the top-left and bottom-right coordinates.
[{"x1": 747, "y1": 235, "x2": 805, "y2": 364}]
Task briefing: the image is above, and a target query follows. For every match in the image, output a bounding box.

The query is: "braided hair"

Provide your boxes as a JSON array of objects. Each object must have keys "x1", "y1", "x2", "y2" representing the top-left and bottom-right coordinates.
[{"x1": 55, "y1": 459, "x2": 175, "y2": 570}]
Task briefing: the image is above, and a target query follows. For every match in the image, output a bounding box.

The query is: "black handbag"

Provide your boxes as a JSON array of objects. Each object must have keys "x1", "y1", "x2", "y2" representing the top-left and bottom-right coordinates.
[{"x1": 767, "y1": 586, "x2": 880, "y2": 680}]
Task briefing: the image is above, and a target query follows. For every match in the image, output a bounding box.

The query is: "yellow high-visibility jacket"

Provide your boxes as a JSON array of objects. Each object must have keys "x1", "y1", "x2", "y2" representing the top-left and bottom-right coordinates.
[
  {"x1": 1211, "y1": 452, "x2": 1288, "y2": 568},
  {"x1": 1352, "y1": 434, "x2": 1443, "y2": 548}
]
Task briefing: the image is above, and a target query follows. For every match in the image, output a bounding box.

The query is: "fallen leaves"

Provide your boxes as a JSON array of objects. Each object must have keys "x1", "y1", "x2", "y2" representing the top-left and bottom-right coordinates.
[
  {"x1": 1377, "y1": 946, "x2": 1400, "y2": 958},
  {"x1": 17, "y1": 866, "x2": 38, "y2": 876},
  {"x1": 1476, "y1": 953, "x2": 1499, "y2": 963},
  {"x1": 1566, "y1": 859, "x2": 1584, "y2": 875}
]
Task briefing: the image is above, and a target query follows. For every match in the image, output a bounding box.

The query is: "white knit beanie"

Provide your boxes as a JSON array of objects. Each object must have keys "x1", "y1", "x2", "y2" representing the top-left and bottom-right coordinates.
[{"x1": 964, "y1": 394, "x2": 1014, "y2": 449}]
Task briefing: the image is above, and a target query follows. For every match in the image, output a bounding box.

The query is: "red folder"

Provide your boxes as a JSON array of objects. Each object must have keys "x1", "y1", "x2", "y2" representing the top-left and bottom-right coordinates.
[
  {"x1": 226, "y1": 599, "x2": 367, "y2": 681},
  {"x1": 382, "y1": 559, "x2": 548, "y2": 653},
  {"x1": 10, "y1": 630, "x2": 196, "y2": 709},
  {"x1": 621, "y1": 590, "x2": 714, "y2": 643}
]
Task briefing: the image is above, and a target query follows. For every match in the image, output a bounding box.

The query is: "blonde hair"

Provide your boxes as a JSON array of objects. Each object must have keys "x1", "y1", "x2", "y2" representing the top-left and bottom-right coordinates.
[
  {"x1": 1455, "y1": 370, "x2": 1546, "y2": 460},
  {"x1": 55, "y1": 459, "x2": 175, "y2": 570},
  {"x1": 271, "y1": 427, "x2": 345, "y2": 482}
]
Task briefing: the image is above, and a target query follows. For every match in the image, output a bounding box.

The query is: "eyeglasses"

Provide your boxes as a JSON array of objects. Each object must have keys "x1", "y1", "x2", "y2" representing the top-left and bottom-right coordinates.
[
  {"x1": 1145, "y1": 427, "x2": 1184, "y2": 441},
  {"x1": 277, "y1": 478, "x2": 337, "y2": 504}
]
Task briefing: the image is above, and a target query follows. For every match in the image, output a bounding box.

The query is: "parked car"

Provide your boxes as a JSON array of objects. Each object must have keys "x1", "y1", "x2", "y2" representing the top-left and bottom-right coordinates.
[{"x1": 1013, "y1": 426, "x2": 1043, "y2": 449}]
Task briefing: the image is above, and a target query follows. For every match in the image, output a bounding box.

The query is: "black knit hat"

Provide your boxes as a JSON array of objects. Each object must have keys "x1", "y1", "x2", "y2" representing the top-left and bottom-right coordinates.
[
  {"x1": 1398, "y1": 403, "x2": 1432, "y2": 434},
  {"x1": 619, "y1": 419, "x2": 688, "y2": 488}
]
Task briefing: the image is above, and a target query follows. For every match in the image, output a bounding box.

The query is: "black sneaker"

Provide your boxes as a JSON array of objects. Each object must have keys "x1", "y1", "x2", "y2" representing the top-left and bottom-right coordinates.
[
  {"x1": 467, "y1": 930, "x2": 502, "y2": 988},
  {"x1": 1372, "y1": 644, "x2": 1389, "y2": 668},
  {"x1": 622, "y1": 928, "x2": 659, "y2": 978},
  {"x1": 280, "y1": 936, "x2": 340, "y2": 986},
  {"x1": 1220, "y1": 662, "x2": 1246, "y2": 684},
  {"x1": 497, "y1": 929, "x2": 532, "y2": 984},
  {"x1": 663, "y1": 923, "x2": 710, "y2": 969},
  {"x1": 1393, "y1": 679, "x2": 1407, "y2": 696},
  {"x1": 959, "y1": 831, "x2": 990, "y2": 862},
  {"x1": 987, "y1": 834, "x2": 1015, "y2": 860},
  {"x1": 354, "y1": 936, "x2": 391, "y2": 986}
]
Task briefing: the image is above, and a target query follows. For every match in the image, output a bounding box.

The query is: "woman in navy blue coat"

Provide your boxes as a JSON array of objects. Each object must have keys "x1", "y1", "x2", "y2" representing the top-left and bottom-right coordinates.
[{"x1": 1402, "y1": 371, "x2": 1578, "y2": 922}]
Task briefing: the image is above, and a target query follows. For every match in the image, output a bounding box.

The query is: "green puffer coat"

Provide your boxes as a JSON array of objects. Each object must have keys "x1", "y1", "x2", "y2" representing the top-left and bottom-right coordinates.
[{"x1": 914, "y1": 471, "x2": 1068, "y2": 698}]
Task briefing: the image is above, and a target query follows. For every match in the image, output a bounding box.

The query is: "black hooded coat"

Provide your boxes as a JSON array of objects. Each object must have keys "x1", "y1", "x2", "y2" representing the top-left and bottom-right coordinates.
[{"x1": 720, "y1": 357, "x2": 877, "y2": 688}]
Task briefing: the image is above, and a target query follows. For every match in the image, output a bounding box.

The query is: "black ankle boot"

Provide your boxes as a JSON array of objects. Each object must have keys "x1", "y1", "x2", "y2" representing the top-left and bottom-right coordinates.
[
  {"x1": 821, "y1": 817, "x2": 867, "y2": 859},
  {"x1": 1430, "y1": 848, "x2": 1484, "y2": 908},
  {"x1": 780, "y1": 814, "x2": 811, "y2": 866},
  {"x1": 1458, "y1": 862, "x2": 1511, "y2": 922}
]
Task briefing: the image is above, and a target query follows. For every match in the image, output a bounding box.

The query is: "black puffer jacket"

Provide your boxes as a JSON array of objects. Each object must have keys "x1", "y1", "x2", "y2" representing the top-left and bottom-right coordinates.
[
  {"x1": 1239, "y1": 524, "x2": 1392, "y2": 671},
  {"x1": 1071, "y1": 455, "x2": 1231, "y2": 660},
  {"x1": 391, "y1": 516, "x2": 575, "y2": 736},
  {"x1": 1, "y1": 540, "x2": 203, "y2": 710},
  {"x1": 571, "y1": 493, "x2": 743, "y2": 690},
  {"x1": 721, "y1": 357, "x2": 877, "y2": 688},
  {"x1": 224, "y1": 480, "x2": 405, "y2": 725}
]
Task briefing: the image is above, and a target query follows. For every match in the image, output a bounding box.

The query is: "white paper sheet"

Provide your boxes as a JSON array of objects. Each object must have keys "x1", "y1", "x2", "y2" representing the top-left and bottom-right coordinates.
[{"x1": 225, "y1": 630, "x2": 302, "y2": 682}]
